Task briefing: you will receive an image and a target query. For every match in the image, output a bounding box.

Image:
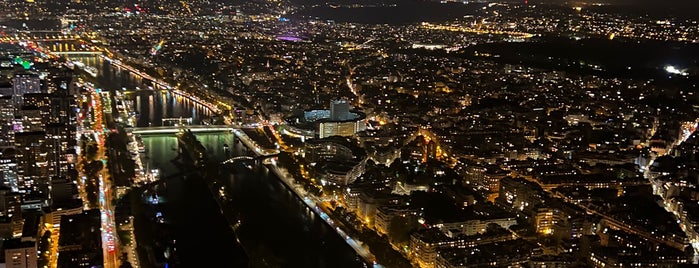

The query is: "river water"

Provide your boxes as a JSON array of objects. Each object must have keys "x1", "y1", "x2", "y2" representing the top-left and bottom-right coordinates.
[{"x1": 70, "y1": 55, "x2": 365, "y2": 267}]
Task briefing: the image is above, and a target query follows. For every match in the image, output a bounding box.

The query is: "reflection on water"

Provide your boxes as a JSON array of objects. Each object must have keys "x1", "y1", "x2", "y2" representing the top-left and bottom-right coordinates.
[
  {"x1": 226, "y1": 161, "x2": 366, "y2": 267},
  {"x1": 67, "y1": 55, "x2": 142, "y2": 91},
  {"x1": 142, "y1": 133, "x2": 235, "y2": 175},
  {"x1": 142, "y1": 133, "x2": 365, "y2": 267},
  {"x1": 68, "y1": 55, "x2": 212, "y2": 127},
  {"x1": 132, "y1": 91, "x2": 212, "y2": 127}
]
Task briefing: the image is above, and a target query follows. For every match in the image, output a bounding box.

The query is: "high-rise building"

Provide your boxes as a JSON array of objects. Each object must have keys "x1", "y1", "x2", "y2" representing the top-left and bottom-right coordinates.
[
  {"x1": 14, "y1": 131, "x2": 48, "y2": 195},
  {"x1": 330, "y1": 100, "x2": 351, "y2": 121},
  {"x1": 0, "y1": 186, "x2": 24, "y2": 238},
  {"x1": 0, "y1": 148, "x2": 18, "y2": 192},
  {"x1": 46, "y1": 68, "x2": 76, "y2": 96},
  {"x1": 46, "y1": 123, "x2": 75, "y2": 178},
  {"x1": 11, "y1": 73, "x2": 41, "y2": 108},
  {"x1": 57, "y1": 210, "x2": 103, "y2": 268},
  {"x1": 4, "y1": 238, "x2": 37, "y2": 268},
  {"x1": 0, "y1": 186, "x2": 22, "y2": 219},
  {"x1": 0, "y1": 80, "x2": 12, "y2": 97},
  {"x1": 17, "y1": 106, "x2": 44, "y2": 133},
  {"x1": 22, "y1": 93, "x2": 51, "y2": 132},
  {"x1": 50, "y1": 93, "x2": 76, "y2": 125},
  {"x1": 0, "y1": 95, "x2": 14, "y2": 146},
  {"x1": 49, "y1": 177, "x2": 78, "y2": 203}
]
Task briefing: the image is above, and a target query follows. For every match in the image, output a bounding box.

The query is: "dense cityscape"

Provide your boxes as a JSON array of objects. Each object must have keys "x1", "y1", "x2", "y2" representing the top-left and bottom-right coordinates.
[{"x1": 0, "y1": 0, "x2": 696, "y2": 267}]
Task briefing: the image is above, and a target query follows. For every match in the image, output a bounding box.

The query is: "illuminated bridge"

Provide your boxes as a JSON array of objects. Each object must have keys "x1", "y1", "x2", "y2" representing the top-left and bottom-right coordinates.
[
  {"x1": 0, "y1": 31, "x2": 79, "y2": 42},
  {"x1": 222, "y1": 156, "x2": 254, "y2": 163},
  {"x1": 221, "y1": 154, "x2": 278, "y2": 165},
  {"x1": 129, "y1": 125, "x2": 281, "y2": 157},
  {"x1": 52, "y1": 51, "x2": 103, "y2": 55},
  {"x1": 161, "y1": 117, "x2": 193, "y2": 125},
  {"x1": 128, "y1": 125, "x2": 241, "y2": 135}
]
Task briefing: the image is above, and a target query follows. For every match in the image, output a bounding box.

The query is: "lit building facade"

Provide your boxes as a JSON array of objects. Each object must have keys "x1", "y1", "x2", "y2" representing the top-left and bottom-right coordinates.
[
  {"x1": 285, "y1": 100, "x2": 367, "y2": 139},
  {"x1": 4, "y1": 238, "x2": 37, "y2": 268},
  {"x1": 14, "y1": 131, "x2": 48, "y2": 194},
  {"x1": 11, "y1": 73, "x2": 41, "y2": 108}
]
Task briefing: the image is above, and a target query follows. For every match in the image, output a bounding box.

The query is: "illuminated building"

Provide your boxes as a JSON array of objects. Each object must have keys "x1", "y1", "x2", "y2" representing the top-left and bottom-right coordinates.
[
  {"x1": 432, "y1": 217, "x2": 517, "y2": 237},
  {"x1": 47, "y1": 200, "x2": 83, "y2": 228},
  {"x1": 0, "y1": 187, "x2": 23, "y2": 239},
  {"x1": 0, "y1": 148, "x2": 17, "y2": 192},
  {"x1": 589, "y1": 247, "x2": 689, "y2": 268},
  {"x1": 321, "y1": 161, "x2": 364, "y2": 185},
  {"x1": 17, "y1": 106, "x2": 44, "y2": 133},
  {"x1": 57, "y1": 210, "x2": 103, "y2": 268},
  {"x1": 536, "y1": 173, "x2": 646, "y2": 191},
  {"x1": 46, "y1": 123, "x2": 76, "y2": 178},
  {"x1": 374, "y1": 205, "x2": 420, "y2": 235},
  {"x1": 45, "y1": 181, "x2": 81, "y2": 230},
  {"x1": 434, "y1": 239, "x2": 536, "y2": 268},
  {"x1": 393, "y1": 181, "x2": 430, "y2": 196},
  {"x1": 4, "y1": 238, "x2": 37, "y2": 268},
  {"x1": 14, "y1": 131, "x2": 48, "y2": 195},
  {"x1": 357, "y1": 191, "x2": 402, "y2": 228},
  {"x1": 534, "y1": 208, "x2": 566, "y2": 236},
  {"x1": 497, "y1": 177, "x2": 545, "y2": 214},
  {"x1": 427, "y1": 140, "x2": 437, "y2": 160},
  {"x1": 0, "y1": 96, "x2": 14, "y2": 146},
  {"x1": 46, "y1": 84, "x2": 78, "y2": 178},
  {"x1": 285, "y1": 100, "x2": 367, "y2": 139},
  {"x1": 343, "y1": 185, "x2": 362, "y2": 211},
  {"x1": 528, "y1": 255, "x2": 573, "y2": 268},
  {"x1": 463, "y1": 165, "x2": 485, "y2": 185},
  {"x1": 304, "y1": 137, "x2": 358, "y2": 162},
  {"x1": 11, "y1": 73, "x2": 41, "y2": 108},
  {"x1": 319, "y1": 120, "x2": 366, "y2": 139},
  {"x1": 330, "y1": 99, "x2": 351, "y2": 121},
  {"x1": 366, "y1": 144, "x2": 401, "y2": 167},
  {"x1": 410, "y1": 227, "x2": 516, "y2": 268},
  {"x1": 17, "y1": 92, "x2": 52, "y2": 133},
  {"x1": 0, "y1": 186, "x2": 22, "y2": 219}
]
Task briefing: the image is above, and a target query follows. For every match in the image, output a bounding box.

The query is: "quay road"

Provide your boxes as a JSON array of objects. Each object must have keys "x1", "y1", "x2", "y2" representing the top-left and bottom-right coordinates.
[
  {"x1": 228, "y1": 129, "x2": 381, "y2": 267},
  {"x1": 99, "y1": 55, "x2": 222, "y2": 114},
  {"x1": 265, "y1": 159, "x2": 380, "y2": 267},
  {"x1": 230, "y1": 129, "x2": 280, "y2": 157}
]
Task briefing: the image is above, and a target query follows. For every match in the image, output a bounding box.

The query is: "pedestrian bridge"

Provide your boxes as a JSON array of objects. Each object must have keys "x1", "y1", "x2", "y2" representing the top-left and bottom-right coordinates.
[
  {"x1": 221, "y1": 154, "x2": 278, "y2": 164},
  {"x1": 222, "y1": 156, "x2": 254, "y2": 163}
]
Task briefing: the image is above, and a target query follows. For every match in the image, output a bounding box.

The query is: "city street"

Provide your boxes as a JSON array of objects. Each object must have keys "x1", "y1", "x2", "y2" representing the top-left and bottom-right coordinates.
[{"x1": 78, "y1": 82, "x2": 120, "y2": 268}]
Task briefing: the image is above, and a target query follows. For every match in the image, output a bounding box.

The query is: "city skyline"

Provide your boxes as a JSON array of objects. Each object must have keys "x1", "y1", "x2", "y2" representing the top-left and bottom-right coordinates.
[{"x1": 0, "y1": 0, "x2": 696, "y2": 267}]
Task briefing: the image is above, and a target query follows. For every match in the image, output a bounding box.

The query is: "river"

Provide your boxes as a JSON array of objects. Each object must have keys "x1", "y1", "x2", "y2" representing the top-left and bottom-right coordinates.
[
  {"x1": 67, "y1": 55, "x2": 212, "y2": 127},
  {"x1": 70, "y1": 54, "x2": 366, "y2": 267}
]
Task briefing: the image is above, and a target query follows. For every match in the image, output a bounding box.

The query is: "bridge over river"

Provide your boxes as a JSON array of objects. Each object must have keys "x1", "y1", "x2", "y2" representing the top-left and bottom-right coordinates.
[{"x1": 131, "y1": 125, "x2": 280, "y2": 157}]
